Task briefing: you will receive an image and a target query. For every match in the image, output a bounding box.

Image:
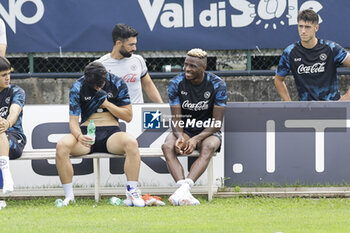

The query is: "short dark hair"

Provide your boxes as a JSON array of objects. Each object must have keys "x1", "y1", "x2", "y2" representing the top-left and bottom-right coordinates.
[
  {"x1": 297, "y1": 9, "x2": 319, "y2": 24},
  {"x1": 84, "y1": 62, "x2": 107, "y2": 88},
  {"x1": 112, "y1": 23, "x2": 138, "y2": 44},
  {"x1": 0, "y1": 56, "x2": 11, "y2": 72}
]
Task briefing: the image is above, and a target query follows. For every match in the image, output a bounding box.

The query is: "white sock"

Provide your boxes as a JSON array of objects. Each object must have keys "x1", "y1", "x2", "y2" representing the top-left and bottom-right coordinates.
[
  {"x1": 126, "y1": 181, "x2": 138, "y2": 190},
  {"x1": 62, "y1": 183, "x2": 74, "y2": 200},
  {"x1": 176, "y1": 179, "x2": 186, "y2": 187},
  {"x1": 0, "y1": 156, "x2": 14, "y2": 194},
  {"x1": 185, "y1": 178, "x2": 194, "y2": 189}
]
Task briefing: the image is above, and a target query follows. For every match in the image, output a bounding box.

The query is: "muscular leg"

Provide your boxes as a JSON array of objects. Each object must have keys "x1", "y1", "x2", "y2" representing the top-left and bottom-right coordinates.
[
  {"x1": 162, "y1": 133, "x2": 189, "y2": 182},
  {"x1": 55, "y1": 134, "x2": 90, "y2": 184},
  {"x1": 106, "y1": 132, "x2": 140, "y2": 181},
  {"x1": 0, "y1": 132, "x2": 9, "y2": 155},
  {"x1": 187, "y1": 135, "x2": 220, "y2": 182},
  {"x1": 107, "y1": 132, "x2": 145, "y2": 207}
]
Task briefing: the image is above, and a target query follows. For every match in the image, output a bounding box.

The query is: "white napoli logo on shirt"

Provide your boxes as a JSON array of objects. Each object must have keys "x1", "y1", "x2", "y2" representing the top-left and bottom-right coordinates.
[
  {"x1": 5, "y1": 97, "x2": 10, "y2": 104},
  {"x1": 204, "y1": 91, "x2": 211, "y2": 99},
  {"x1": 297, "y1": 62, "x2": 326, "y2": 74},
  {"x1": 320, "y1": 53, "x2": 327, "y2": 61}
]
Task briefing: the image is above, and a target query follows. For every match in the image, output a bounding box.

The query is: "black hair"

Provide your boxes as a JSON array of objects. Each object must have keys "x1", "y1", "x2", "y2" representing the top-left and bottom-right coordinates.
[
  {"x1": 84, "y1": 62, "x2": 107, "y2": 88},
  {"x1": 297, "y1": 9, "x2": 319, "y2": 24},
  {"x1": 112, "y1": 23, "x2": 138, "y2": 44},
  {"x1": 0, "y1": 56, "x2": 11, "y2": 72}
]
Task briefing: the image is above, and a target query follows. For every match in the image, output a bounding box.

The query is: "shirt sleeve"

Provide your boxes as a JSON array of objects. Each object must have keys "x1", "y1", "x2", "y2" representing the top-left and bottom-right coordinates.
[
  {"x1": 115, "y1": 78, "x2": 131, "y2": 106},
  {"x1": 214, "y1": 78, "x2": 227, "y2": 107},
  {"x1": 276, "y1": 44, "x2": 294, "y2": 77},
  {"x1": 139, "y1": 56, "x2": 148, "y2": 78},
  {"x1": 168, "y1": 78, "x2": 181, "y2": 106},
  {"x1": 69, "y1": 82, "x2": 82, "y2": 116},
  {"x1": 332, "y1": 42, "x2": 348, "y2": 65},
  {"x1": 11, "y1": 86, "x2": 25, "y2": 108}
]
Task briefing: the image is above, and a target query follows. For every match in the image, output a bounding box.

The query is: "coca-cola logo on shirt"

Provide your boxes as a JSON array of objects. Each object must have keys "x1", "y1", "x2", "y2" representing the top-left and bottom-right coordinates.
[
  {"x1": 182, "y1": 100, "x2": 209, "y2": 111},
  {"x1": 122, "y1": 73, "x2": 137, "y2": 83},
  {"x1": 297, "y1": 62, "x2": 326, "y2": 74}
]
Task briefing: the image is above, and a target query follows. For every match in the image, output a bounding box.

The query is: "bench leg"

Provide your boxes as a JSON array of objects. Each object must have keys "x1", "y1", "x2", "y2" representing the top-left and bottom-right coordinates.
[
  {"x1": 207, "y1": 157, "x2": 214, "y2": 201},
  {"x1": 93, "y1": 158, "x2": 100, "y2": 202}
]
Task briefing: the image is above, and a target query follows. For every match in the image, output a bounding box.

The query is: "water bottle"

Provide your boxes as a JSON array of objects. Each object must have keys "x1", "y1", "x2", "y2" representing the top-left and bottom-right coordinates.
[
  {"x1": 109, "y1": 196, "x2": 123, "y2": 206},
  {"x1": 55, "y1": 199, "x2": 64, "y2": 208},
  {"x1": 87, "y1": 120, "x2": 96, "y2": 144},
  {"x1": 0, "y1": 200, "x2": 6, "y2": 210}
]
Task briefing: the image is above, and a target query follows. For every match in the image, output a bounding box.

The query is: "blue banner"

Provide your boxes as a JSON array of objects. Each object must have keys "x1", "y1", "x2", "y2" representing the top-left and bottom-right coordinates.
[{"x1": 1, "y1": 0, "x2": 349, "y2": 53}]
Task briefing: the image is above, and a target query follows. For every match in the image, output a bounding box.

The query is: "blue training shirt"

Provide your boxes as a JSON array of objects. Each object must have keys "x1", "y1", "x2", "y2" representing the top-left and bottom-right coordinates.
[
  {"x1": 69, "y1": 73, "x2": 130, "y2": 124},
  {"x1": 276, "y1": 39, "x2": 348, "y2": 101},
  {"x1": 0, "y1": 84, "x2": 26, "y2": 144},
  {"x1": 168, "y1": 72, "x2": 227, "y2": 134}
]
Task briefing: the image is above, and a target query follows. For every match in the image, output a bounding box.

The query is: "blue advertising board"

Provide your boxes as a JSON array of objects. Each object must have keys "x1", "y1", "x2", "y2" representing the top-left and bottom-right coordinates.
[
  {"x1": 224, "y1": 101, "x2": 350, "y2": 186},
  {"x1": 1, "y1": 1, "x2": 350, "y2": 54}
]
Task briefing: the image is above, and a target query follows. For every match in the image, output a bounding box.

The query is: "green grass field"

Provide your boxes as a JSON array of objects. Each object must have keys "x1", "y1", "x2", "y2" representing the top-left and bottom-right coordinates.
[{"x1": 1, "y1": 196, "x2": 350, "y2": 233}]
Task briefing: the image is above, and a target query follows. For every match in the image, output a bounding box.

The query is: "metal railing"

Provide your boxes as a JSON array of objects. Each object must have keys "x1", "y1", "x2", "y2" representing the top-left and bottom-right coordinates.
[{"x1": 7, "y1": 49, "x2": 350, "y2": 79}]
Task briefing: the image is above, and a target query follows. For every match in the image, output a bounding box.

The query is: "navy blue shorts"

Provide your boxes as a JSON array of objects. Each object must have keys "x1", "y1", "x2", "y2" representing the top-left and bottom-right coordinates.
[
  {"x1": 7, "y1": 131, "x2": 26, "y2": 160},
  {"x1": 81, "y1": 126, "x2": 121, "y2": 153}
]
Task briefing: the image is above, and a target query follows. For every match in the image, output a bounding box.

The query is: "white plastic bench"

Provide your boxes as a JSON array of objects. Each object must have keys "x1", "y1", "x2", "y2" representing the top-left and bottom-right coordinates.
[{"x1": 18, "y1": 148, "x2": 216, "y2": 202}]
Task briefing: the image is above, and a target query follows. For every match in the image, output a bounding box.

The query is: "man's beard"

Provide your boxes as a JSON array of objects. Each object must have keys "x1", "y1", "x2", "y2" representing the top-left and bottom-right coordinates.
[{"x1": 120, "y1": 48, "x2": 132, "y2": 58}]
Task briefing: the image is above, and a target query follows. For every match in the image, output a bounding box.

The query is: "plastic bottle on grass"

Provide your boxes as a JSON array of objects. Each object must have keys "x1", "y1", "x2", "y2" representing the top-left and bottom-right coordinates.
[
  {"x1": 87, "y1": 120, "x2": 96, "y2": 144},
  {"x1": 0, "y1": 200, "x2": 6, "y2": 210},
  {"x1": 55, "y1": 199, "x2": 64, "y2": 208},
  {"x1": 109, "y1": 196, "x2": 123, "y2": 206}
]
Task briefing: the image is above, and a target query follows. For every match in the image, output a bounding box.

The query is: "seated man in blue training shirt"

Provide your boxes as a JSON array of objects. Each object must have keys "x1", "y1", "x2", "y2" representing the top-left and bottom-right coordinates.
[
  {"x1": 55, "y1": 61, "x2": 145, "y2": 207},
  {"x1": 0, "y1": 56, "x2": 26, "y2": 194},
  {"x1": 275, "y1": 9, "x2": 350, "y2": 101},
  {"x1": 162, "y1": 48, "x2": 227, "y2": 206}
]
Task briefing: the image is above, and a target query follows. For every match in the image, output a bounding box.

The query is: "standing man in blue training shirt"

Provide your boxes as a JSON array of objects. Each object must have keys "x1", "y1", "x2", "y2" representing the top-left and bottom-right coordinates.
[
  {"x1": 275, "y1": 9, "x2": 350, "y2": 101},
  {"x1": 0, "y1": 56, "x2": 26, "y2": 194},
  {"x1": 55, "y1": 61, "x2": 145, "y2": 207},
  {"x1": 162, "y1": 48, "x2": 227, "y2": 206}
]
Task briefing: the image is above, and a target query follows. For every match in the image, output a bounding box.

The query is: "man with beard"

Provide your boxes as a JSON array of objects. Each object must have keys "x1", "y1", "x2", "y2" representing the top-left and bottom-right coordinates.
[{"x1": 96, "y1": 24, "x2": 163, "y2": 103}]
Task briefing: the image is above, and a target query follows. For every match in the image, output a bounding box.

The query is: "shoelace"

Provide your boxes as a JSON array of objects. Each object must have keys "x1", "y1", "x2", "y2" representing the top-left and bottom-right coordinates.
[{"x1": 131, "y1": 189, "x2": 141, "y2": 198}]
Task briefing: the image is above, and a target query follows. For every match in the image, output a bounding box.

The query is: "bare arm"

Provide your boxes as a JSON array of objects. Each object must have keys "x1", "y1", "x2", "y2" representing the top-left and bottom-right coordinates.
[
  {"x1": 0, "y1": 103, "x2": 21, "y2": 133},
  {"x1": 0, "y1": 44, "x2": 6, "y2": 57},
  {"x1": 170, "y1": 105, "x2": 186, "y2": 154},
  {"x1": 0, "y1": 19, "x2": 6, "y2": 57},
  {"x1": 100, "y1": 99, "x2": 133, "y2": 122},
  {"x1": 141, "y1": 73, "x2": 163, "y2": 103},
  {"x1": 274, "y1": 74, "x2": 292, "y2": 101},
  {"x1": 170, "y1": 105, "x2": 184, "y2": 139},
  {"x1": 69, "y1": 115, "x2": 82, "y2": 140},
  {"x1": 69, "y1": 115, "x2": 94, "y2": 145},
  {"x1": 339, "y1": 56, "x2": 350, "y2": 101}
]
